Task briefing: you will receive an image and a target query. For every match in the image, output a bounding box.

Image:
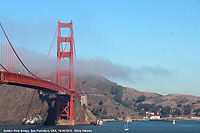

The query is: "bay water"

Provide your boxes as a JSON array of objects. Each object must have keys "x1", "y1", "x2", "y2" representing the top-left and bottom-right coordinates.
[{"x1": 0, "y1": 120, "x2": 200, "y2": 133}]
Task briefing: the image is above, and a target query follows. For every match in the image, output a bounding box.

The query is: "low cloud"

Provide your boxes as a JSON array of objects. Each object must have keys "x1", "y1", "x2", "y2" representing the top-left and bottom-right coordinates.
[
  {"x1": 74, "y1": 58, "x2": 173, "y2": 82},
  {"x1": 74, "y1": 58, "x2": 133, "y2": 80},
  {"x1": 1, "y1": 44, "x2": 173, "y2": 83},
  {"x1": 133, "y1": 66, "x2": 172, "y2": 76}
]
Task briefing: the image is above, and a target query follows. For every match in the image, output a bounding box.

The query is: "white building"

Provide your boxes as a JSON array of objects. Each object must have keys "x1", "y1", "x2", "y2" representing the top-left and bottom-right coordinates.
[{"x1": 150, "y1": 115, "x2": 161, "y2": 120}]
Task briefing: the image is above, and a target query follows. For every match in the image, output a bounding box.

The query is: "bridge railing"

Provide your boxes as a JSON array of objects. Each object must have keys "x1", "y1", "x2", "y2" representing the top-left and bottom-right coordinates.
[{"x1": 0, "y1": 71, "x2": 80, "y2": 99}]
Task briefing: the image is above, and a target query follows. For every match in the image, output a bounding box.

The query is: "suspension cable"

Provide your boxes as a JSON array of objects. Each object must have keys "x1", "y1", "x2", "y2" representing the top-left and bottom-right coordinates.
[
  {"x1": 0, "y1": 64, "x2": 8, "y2": 72},
  {"x1": 72, "y1": 27, "x2": 76, "y2": 60},
  {"x1": 33, "y1": 27, "x2": 58, "y2": 75},
  {"x1": 0, "y1": 22, "x2": 39, "y2": 78},
  {"x1": 38, "y1": 25, "x2": 71, "y2": 80}
]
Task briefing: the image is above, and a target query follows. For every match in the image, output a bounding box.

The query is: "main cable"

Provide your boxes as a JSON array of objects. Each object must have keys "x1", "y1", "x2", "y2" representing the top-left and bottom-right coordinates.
[{"x1": 0, "y1": 22, "x2": 39, "y2": 78}]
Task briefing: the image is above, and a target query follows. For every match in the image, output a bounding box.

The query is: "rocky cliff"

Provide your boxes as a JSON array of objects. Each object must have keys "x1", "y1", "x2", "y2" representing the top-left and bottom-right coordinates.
[{"x1": 0, "y1": 84, "x2": 96, "y2": 125}]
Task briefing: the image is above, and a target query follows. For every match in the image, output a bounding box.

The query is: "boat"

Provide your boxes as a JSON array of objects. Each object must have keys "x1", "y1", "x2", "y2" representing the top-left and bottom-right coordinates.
[
  {"x1": 173, "y1": 119, "x2": 175, "y2": 124},
  {"x1": 96, "y1": 119, "x2": 103, "y2": 126},
  {"x1": 124, "y1": 121, "x2": 129, "y2": 131},
  {"x1": 90, "y1": 119, "x2": 103, "y2": 126}
]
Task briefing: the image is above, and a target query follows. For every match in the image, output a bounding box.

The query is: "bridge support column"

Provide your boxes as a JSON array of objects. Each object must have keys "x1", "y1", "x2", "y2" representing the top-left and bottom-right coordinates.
[
  {"x1": 56, "y1": 95, "x2": 74, "y2": 125},
  {"x1": 70, "y1": 94, "x2": 73, "y2": 120}
]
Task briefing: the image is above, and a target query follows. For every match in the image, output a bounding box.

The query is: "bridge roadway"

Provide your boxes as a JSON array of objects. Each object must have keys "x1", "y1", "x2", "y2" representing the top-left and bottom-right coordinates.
[{"x1": 0, "y1": 71, "x2": 80, "y2": 100}]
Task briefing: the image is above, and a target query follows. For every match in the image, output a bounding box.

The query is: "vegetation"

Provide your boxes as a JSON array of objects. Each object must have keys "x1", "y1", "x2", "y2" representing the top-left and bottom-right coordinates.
[
  {"x1": 177, "y1": 104, "x2": 182, "y2": 107},
  {"x1": 183, "y1": 108, "x2": 191, "y2": 115},
  {"x1": 138, "y1": 110, "x2": 146, "y2": 116},
  {"x1": 136, "y1": 95, "x2": 146, "y2": 103},
  {"x1": 98, "y1": 101, "x2": 103, "y2": 105},
  {"x1": 179, "y1": 99, "x2": 189, "y2": 104},
  {"x1": 183, "y1": 104, "x2": 192, "y2": 115},
  {"x1": 99, "y1": 108, "x2": 102, "y2": 112},
  {"x1": 102, "y1": 110, "x2": 107, "y2": 115},
  {"x1": 153, "y1": 105, "x2": 162, "y2": 113},
  {"x1": 121, "y1": 100, "x2": 132, "y2": 108},
  {"x1": 91, "y1": 108, "x2": 99, "y2": 115},
  {"x1": 193, "y1": 108, "x2": 200, "y2": 116},
  {"x1": 171, "y1": 108, "x2": 182, "y2": 116},
  {"x1": 196, "y1": 100, "x2": 200, "y2": 104},
  {"x1": 91, "y1": 107, "x2": 108, "y2": 116},
  {"x1": 137, "y1": 103, "x2": 155, "y2": 111},
  {"x1": 87, "y1": 76, "x2": 199, "y2": 118},
  {"x1": 160, "y1": 106, "x2": 171, "y2": 117},
  {"x1": 110, "y1": 85, "x2": 124, "y2": 102},
  {"x1": 82, "y1": 81, "x2": 87, "y2": 84},
  {"x1": 83, "y1": 104, "x2": 87, "y2": 110}
]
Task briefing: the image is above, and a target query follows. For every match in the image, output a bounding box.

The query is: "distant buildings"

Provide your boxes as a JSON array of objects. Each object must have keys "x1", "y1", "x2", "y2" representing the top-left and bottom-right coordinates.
[
  {"x1": 175, "y1": 115, "x2": 200, "y2": 120},
  {"x1": 144, "y1": 111, "x2": 161, "y2": 120},
  {"x1": 146, "y1": 111, "x2": 154, "y2": 115},
  {"x1": 150, "y1": 115, "x2": 161, "y2": 120},
  {"x1": 144, "y1": 111, "x2": 200, "y2": 120}
]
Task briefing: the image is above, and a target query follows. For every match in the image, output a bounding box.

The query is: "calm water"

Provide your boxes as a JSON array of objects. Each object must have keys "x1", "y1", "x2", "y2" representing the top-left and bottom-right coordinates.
[{"x1": 0, "y1": 121, "x2": 200, "y2": 133}]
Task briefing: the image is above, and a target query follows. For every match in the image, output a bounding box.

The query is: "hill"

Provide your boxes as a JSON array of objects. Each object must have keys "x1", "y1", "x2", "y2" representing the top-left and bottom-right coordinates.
[
  {"x1": 1, "y1": 74, "x2": 199, "y2": 124},
  {"x1": 78, "y1": 74, "x2": 200, "y2": 118}
]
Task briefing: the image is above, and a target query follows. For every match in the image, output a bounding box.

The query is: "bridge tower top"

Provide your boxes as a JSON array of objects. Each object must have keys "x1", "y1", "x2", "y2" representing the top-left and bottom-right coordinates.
[{"x1": 57, "y1": 20, "x2": 73, "y2": 91}]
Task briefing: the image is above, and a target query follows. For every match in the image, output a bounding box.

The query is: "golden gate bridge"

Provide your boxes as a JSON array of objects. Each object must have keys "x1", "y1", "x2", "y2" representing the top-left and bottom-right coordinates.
[{"x1": 0, "y1": 21, "x2": 81, "y2": 125}]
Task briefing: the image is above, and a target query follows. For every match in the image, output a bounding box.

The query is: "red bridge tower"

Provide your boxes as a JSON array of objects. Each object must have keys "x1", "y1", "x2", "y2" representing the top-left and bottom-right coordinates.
[{"x1": 56, "y1": 20, "x2": 74, "y2": 125}]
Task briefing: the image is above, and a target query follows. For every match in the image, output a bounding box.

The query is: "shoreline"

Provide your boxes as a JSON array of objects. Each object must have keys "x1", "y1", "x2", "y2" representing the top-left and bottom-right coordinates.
[
  {"x1": 1, "y1": 119, "x2": 200, "y2": 126},
  {"x1": 101, "y1": 118, "x2": 200, "y2": 123}
]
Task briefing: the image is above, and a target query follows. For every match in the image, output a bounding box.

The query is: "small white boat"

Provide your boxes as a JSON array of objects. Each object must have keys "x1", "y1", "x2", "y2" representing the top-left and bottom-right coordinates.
[
  {"x1": 173, "y1": 119, "x2": 175, "y2": 124},
  {"x1": 96, "y1": 119, "x2": 103, "y2": 126},
  {"x1": 124, "y1": 122, "x2": 129, "y2": 131}
]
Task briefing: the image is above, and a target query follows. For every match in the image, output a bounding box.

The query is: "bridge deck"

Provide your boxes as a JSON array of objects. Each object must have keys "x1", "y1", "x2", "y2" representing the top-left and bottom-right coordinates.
[{"x1": 0, "y1": 71, "x2": 80, "y2": 99}]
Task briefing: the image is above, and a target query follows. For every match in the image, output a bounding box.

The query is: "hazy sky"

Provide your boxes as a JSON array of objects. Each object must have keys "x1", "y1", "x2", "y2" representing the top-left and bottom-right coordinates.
[{"x1": 0, "y1": 0, "x2": 200, "y2": 96}]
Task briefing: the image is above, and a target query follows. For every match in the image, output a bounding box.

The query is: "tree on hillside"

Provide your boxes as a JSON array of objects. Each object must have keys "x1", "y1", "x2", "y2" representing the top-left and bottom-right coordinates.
[
  {"x1": 99, "y1": 108, "x2": 102, "y2": 112},
  {"x1": 121, "y1": 100, "x2": 132, "y2": 108},
  {"x1": 160, "y1": 106, "x2": 171, "y2": 117},
  {"x1": 183, "y1": 104, "x2": 191, "y2": 115},
  {"x1": 172, "y1": 108, "x2": 182, "y2": 116},
  {"x1": 99, "y1": 101, "x2": 103, "y2": 105},
  {"x1": 193, "y1": 108, "x2": 200, "y2": 116},
  {"x1": 102, "y1": 110, "x2": 107, "y2": 115},
  {"x1": 137, "y1": 103, "x2": 155, "y2": 112},
  {"x1": 196, "y1": 100, "x2": 200, "y2": 104},
  {"x1": 153, "y1": 105, "x2": 162, "y2": 113},
  {"x1": 183, "y1": 108, "x2": 191, "y2": 115},
  {"x1": 136, "y1": 95, "x2": 146, "y2": 103},
  {"x1": 177, "y1": 104, "x2": 182, "y2": 108},
  {"x1": 139, "y1": 110, "x2": 146, "y2": 116},
  {"x1": 91, "y1": 108, "x2": 99, "y2": 115},
  {"x1": 110, "y1": 85, "x2": 124, "y2": 103}
]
